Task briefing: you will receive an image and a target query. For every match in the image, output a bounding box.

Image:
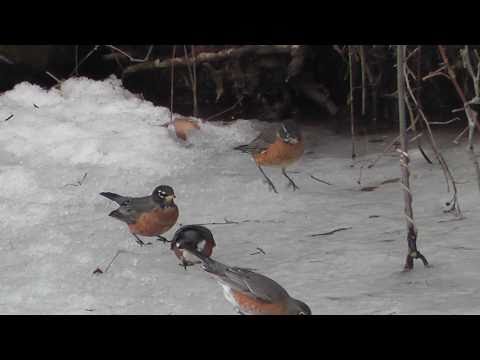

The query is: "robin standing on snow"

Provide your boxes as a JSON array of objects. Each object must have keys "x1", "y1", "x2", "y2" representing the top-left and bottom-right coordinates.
[
  {"x1": 234, "y1": 119, "x2": 304, "y2": 193},
  {"x1": 100, "y1": 185, "x2": 179, "y2": 246}
]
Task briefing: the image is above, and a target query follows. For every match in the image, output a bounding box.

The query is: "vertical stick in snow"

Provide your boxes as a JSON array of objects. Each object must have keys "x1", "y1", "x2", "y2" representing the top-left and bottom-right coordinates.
[
  {"x1": 192, "y1": 45, "x2": 198, "y2": 117},
  {"x1": 183, "y1": 45, "x2": 199, "y2": 118},
  {"x1": 170, "y1": 45, "x2": 177, "y2": 124},
  {"x1": 438, "y1": 45, "x2": 480, "y2": 193},
  {"x1": 460, "y1": 46, "x2": 480, "y2": 193},
  {"x1": 349, "y1": 46, "x2": 357, "y2": 160},
  {"x1": 360, "y1": 46, "x2": 367, "y2": 116},
  {"x1": 397, "y1": 45, "x2": 429, "y2": 271}
]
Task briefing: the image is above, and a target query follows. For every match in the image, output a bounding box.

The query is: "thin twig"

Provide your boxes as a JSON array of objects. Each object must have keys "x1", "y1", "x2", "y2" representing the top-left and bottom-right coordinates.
[
  {"x1": 68, "y1": 45, "x2": 100, "y2": 78},
  {"x1": 421, "y1": 65, "x2": 448, "y2": 81},
  {"x1": 405, "y1": 46, "x2": 420, "y2": 61},
  {"x1": 368, "y1": 126, "x2": 413, "y2": 169},
  {"x1": 429, "y1": 117, "x2": 462, "y2": 125},
  {"x1": 104, "y1": 45, "x2": 146, "y2": 63},
  {"x1": 250, "y1": 248, "x2": 266, "y2": 256},
  {"x1": 405, "y1": 52, "x2": 462, "y2": 217},
  {"x1": 182, "y1": 45, "x2": 199, "y2": 118},
  {"x1": 360, "y1": 46, "x2": 367, "y2": 116},
  {"x1": 64, "y1": 173, "x2": 88, "y2": 187},
  {"x1": 439, "y1": 45, "x2": 480, "y2": 192},
  {"x1": 45, "y1": 71, "x2": 62, "y2": 84},
  {"x1": 93, "y1": 250, "x2": 128, "y2": 275},
  {"x1": 309, "y1": 175, "x2": 333, "y2": 186},
  {"x1": 4, "y1": 114, "x2": 14, "y2": 122},
  {"x1": 310, "y1": 227, "x2": 352, "y2": 237},
  {"x1": 170, "y1": 46, "x2": 177, "y2": 124},
  {"x1": 192, "y1": 45, "x2": 198, "y2": 117},
  {"x1": 185, "y1": 218, "x2": 284, "y2": 226},
  {"x1": 74, "y1": 45, "x2": 79, "y2": 76},
  {"x1": 203, "y1": 97, "x2": 243, "y2": 122},
  {"x1": 453, "y1": 126, "x2": 469, "y2": 144},
  {"x1": 144, "y1": 45, "x2": 154, "y2": 61},
  {"x1": 348, "y1": 46, "x2": 357, "y2": 160}
]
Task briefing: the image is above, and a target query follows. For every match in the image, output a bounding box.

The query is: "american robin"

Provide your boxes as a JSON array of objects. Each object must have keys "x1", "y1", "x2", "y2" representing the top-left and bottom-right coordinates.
[
  {"x1": 176, "y1": 236, "x2": 311, "y2": 315},
  {"x1": 234, "y1": 119, "x2": 304, "y2": 193},
  {"x1": 172, "y1": 117, "x2": 201, "y2": 141},
  {"x1": 170, "y1": 225, "x2": 216, "y2": 270},
  {"x1": 100, "y1": 185, "x2": 179, "y2": 246}
]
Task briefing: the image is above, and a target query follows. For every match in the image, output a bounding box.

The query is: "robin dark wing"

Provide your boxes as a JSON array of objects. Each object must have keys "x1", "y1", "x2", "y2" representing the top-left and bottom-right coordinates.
[
  {"x1": 221, "y1": 267, "x2": 290, "y2": 303},
  {"x1": 108, "y1": 196, "x2": 158, "y2": 225},
  {"x1": 234, "y1": 126, "x2": 278, "y2": 155},
  {"x1": 100, "y1": 192, "x2": 128, "y2": 205},
  {"x1": 190, "y1": 250, "x2": 289, "y2": 303}
]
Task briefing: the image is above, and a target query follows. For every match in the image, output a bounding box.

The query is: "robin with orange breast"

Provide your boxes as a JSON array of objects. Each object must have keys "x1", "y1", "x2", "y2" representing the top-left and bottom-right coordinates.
[
  {"x1": 100, "y1": 185, "x2": 179, "y2": 246},
  {"x1": 170, "y1": 225, "x2": 216, "y2": 270},
  {"x1": 234, "y1": 119, "x2": 304, "y2": 194},
  {"x1": 174, "y1": 226, "x2": 311, "y2": 315}
]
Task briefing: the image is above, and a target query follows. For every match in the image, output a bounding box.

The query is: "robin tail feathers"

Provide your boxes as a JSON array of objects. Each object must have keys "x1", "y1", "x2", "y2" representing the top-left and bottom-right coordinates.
[
  {"x1": 233, "y1": 144, "x2": 253, "y2": 153},
  {"x1": 99, "y1": 192, "x2": 125, "y2": 204}
]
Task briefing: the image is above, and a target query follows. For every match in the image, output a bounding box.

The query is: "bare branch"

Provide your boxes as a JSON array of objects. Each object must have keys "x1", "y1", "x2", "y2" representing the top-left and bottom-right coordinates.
[
  {"x1": 122, "y1": 45, "x2": 300, "y2": 77},
  {"x1": 405, "y1": 55, "x2": 462, "y2": 216},
  {"x1": 439, "y1": 45, "x2": 480, "y2": 192},
  {"x1": 104, "y1": 45, "x2": 146, "y2": 63},
  {"x1": 68, "y1": 45, "x2": 100, "y2": 78}
]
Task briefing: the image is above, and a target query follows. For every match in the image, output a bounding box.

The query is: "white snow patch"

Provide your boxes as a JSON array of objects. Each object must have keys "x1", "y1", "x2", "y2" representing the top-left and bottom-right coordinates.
[{"x1": 0, "y1": 166, "x2": 38, "y2": 198}]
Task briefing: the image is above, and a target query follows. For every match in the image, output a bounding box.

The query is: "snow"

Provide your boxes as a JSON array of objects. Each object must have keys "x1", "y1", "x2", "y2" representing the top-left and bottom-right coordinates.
[{"x1": 1, "y1": 76, "x2": 480, "y2": 314}]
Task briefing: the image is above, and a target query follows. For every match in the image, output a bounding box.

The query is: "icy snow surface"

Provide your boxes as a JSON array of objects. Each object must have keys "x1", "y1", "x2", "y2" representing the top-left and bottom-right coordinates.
[{"x1": 1, "y1": 76, "x2": 480, "y2": 314}]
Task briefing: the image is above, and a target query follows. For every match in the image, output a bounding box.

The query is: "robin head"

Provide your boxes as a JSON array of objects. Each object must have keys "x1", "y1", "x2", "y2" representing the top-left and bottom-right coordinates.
[
  {"x1": 287, "y1": 298, "x2": 312, "y2": 315},
  {"x1": 278, "y1": 120, "x2": 301, "y2": 144},
  {"x1": 171, "y1": 225, "x2": 215, "y2": 250},
  {"x1": 170, "y1": 225, "x2": 216, "y2": 268},
  {"x1": 152, "y1": 185, "x2": 176, "y2": 205}
]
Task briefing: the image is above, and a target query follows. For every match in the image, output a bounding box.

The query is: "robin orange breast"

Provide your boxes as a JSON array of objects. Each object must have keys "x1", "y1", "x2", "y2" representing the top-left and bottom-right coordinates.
[
  {"x1": 234, "y1": 119, "x2": 304, "y2": 193},
  {"x1": 100, "y1": 185, "x2": 179, "y2": 246},
  {"x1": 175, "y1": 228, "x2": 311, "y2": 315},
  {"x1": 170, "y1": 225, "x2": 216, "y2": 270}
]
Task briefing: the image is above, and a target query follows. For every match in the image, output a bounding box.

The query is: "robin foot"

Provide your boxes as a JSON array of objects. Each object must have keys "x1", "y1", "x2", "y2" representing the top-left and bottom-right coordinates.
[{"x1": 282, "y1": 168, "x2": 300, "y2": 191}]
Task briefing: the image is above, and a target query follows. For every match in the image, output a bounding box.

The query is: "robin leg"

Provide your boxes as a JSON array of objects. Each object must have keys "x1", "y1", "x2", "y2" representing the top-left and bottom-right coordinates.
[
  {"x1": 156, "y1": 236, "x2": 172, "y2": 244},
  {"x1": 257, "y1": 166, "x2": 278, "y2": 194},
  {"x1": 282, "y1": 168, "x2": 300, "y2": 191},
  {"x1": 132, "y1": 234, "x2": 152, "y2": 246}
]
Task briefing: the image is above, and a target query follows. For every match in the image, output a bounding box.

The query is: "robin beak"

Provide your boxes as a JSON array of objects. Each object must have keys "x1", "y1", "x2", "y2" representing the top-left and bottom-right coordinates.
[{"x1": 166, "y1": 195, "x2": 176, "y2": 202}]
